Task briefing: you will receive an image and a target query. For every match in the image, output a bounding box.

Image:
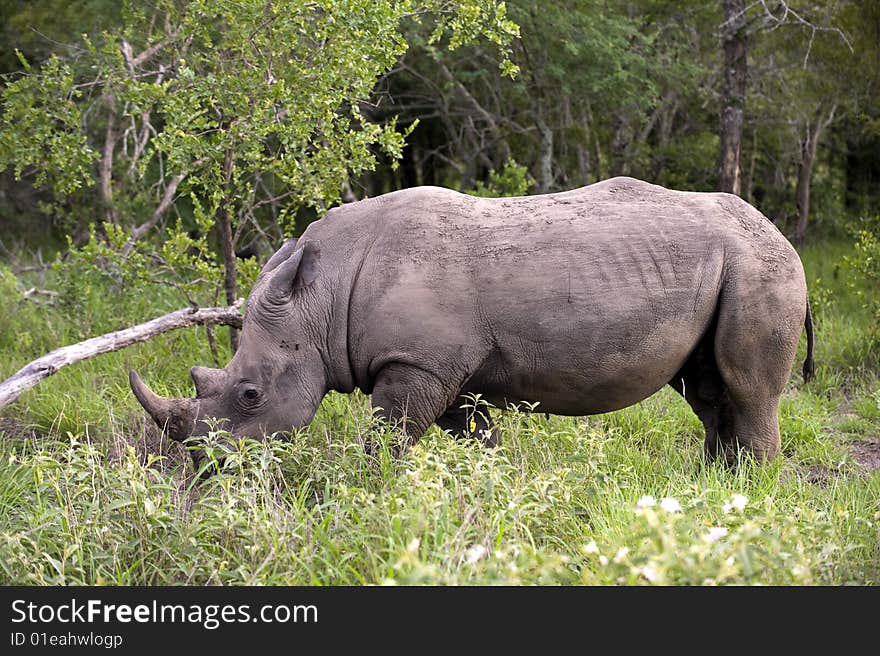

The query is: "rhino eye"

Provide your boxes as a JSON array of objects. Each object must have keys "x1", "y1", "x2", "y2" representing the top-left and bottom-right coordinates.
[{"x1": 237, "y1": 386, "x2": 264, "y2": 410}]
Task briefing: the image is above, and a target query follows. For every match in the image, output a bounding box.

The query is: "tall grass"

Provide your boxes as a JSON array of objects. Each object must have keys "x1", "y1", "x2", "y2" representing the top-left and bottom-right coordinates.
[{"x1": 0, "y1": 238, "x2": 877, "y2": 585}]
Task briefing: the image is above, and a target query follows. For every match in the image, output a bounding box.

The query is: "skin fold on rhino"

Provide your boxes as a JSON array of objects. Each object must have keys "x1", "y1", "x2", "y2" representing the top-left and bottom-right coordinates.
[{"x1": 131, "y1": 176, "x2": 815, "y2": 467}]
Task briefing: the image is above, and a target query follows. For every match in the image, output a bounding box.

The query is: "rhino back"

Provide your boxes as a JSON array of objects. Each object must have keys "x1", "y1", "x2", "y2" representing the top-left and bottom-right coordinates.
[{"x1": 302, "y1": 178, "x2": 796, "y2": 414}]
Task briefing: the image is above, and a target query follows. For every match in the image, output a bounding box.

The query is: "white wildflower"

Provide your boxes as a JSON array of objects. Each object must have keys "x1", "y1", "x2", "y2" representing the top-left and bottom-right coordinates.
[
  {"x1": 731, "y1": 494, "x2": 748, "y2": 511},
  {"x1": 724, "y1": 494, "x2": 748, "y2": 513},
  {"x1": 704, "y1": 526, "x2": 728, "y2": 543},
  {"x1": 613, "y1": 547, "x2": 630, "y2": 563},
  {"x1": 636, "y1": 495, "x2": 657, "y2": 510},
  {"x1": 599, "y1": 555, "x2": 609, "y2": 566},
  {"x1": 791, "y1": 564, "x2": 809, "y2": 579},
  {"x1": 660, "y1": 497, "x2": 682, "y2": 513},
  {"x1": 407, "y1": 537, "x2": 420, "y2": 553},
  {"x1": 465, "y1": 544, "x2": 489, "y2": 564},
  {"x1": 641, "y1": 564, "x2": 659, "y2": 582},
  {"x1": 584, "y1": 540, "x2": 600, "y2": 554}
]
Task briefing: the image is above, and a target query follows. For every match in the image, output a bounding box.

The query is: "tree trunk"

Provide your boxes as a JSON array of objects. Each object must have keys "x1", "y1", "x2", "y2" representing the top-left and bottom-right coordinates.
[
  {"x1": 589, "y1": 105, "x2": 604, "y2": 181},
  {"x1": 609, "y1": 113, "x2": 630, "y2": 177},
  {"x1": 521, "y1": 12, "x2": 553, "y2": 193},
  {"x1": 793, "y1": 153, "x2": 814, "y2": 244},
  {"x1": 99, "y1": 92, "x2": 118, "y2": 224},
  {"x1": 576, "y1": 110, "x2": 592, "y2": 186},
  {"x1": 217, "y1": 149, "x2": 239, "y2": 352},
  {"x1": 744, "y1": 129, "x2": 758, "y2": 203},
  {"x1": 535, "y1": 110, "x2": 554, "y2": 193},
  {"x1": 718, "y1": 0, "x2": 747, "y2": 195},
  {"x1": 792, "y1": 105, "x2": 837, "y2": 243}
]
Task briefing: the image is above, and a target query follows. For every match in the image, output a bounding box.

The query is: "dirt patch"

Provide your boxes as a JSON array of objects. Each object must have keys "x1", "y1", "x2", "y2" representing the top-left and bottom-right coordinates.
[
  {"x1": 787, "y1": 439, "x2": 880, "y2": 486},
  {"x1": 0, "y1": 416, "x2": 39, "y2": 441},
  {"x1": 803, "y1": 464, "x2": 836, "y2": 486},
  {"x1": 849, "y1": 439, "x2": 880, "y2": 472}
]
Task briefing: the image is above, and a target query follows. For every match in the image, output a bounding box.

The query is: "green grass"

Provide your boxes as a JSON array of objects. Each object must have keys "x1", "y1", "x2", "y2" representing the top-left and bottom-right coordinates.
[{"x1": 0, "y1": 238, "x2": 878, "y2": 585}]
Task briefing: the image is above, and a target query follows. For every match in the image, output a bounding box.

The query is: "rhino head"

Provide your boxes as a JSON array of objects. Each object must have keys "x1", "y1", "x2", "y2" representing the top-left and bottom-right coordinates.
[{"x1": 130, "y1": 239, "x2": 329, "y2": 455}]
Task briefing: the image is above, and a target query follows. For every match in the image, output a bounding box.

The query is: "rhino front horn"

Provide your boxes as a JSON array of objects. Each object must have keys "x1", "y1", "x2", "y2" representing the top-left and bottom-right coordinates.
[{"x1": 129, "y1": 370, "x2": 196, "y2": 440}]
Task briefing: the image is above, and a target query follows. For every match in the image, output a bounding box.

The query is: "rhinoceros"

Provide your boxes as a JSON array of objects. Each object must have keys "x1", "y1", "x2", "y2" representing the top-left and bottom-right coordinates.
[{"x1": 131, "y1": 177, "x2": 814, "y2": 464}]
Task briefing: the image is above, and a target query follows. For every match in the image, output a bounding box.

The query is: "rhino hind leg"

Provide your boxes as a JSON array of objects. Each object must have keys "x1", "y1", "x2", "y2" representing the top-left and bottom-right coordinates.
[
  {"x1": 435, "y1": 399, "x2": 500, "y2": 448},
  {"x1": 673, "y1": 284, "x2": 803, "y2": 465},
  {"x1": 710, "y1": 294, "x2": 803, "y2": 465},
  {"x1": 670, "y1": 323, "x2": 775, "y2": 465},
  {"x1": 672, "y1": 352, "x2": 783, "y2": 466},
  {"x1": 669, "y1": 334, "x2": 732, "y2": 462}
]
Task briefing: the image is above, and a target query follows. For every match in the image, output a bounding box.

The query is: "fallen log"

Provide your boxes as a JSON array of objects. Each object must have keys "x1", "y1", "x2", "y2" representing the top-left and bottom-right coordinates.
[{"x1": 0, "y1": 302, "x2": 243, "y2": 410}]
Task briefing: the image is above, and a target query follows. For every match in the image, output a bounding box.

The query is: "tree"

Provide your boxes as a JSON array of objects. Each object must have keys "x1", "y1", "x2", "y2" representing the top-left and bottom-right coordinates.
[
  {"x1": 506, "y1": 0, "x2": 659, "y2": 191},
  {"x1": 716, "y1": 0, "x2": 852, "y2": 202},
  {"x1": 743, "y1": 1, "x2": 858, "y2": 238},
  {"x1": 718, "y1": 0, "x2": 747, "y2": 194},
  {"x1": 0, "y1": 0, "x2": 518, "y2": 350},
  {"x1": 380, "y1": 0, "x2": 699, "y2": 194}
]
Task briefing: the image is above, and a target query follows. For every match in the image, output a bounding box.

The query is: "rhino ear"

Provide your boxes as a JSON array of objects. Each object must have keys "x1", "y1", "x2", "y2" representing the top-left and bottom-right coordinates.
[
  {"x1": 267, "y1": 242, "x2": 320, "y2": 300},
  {"x1": 257, "y1": 238, "x2": 298, "y2": 281}
]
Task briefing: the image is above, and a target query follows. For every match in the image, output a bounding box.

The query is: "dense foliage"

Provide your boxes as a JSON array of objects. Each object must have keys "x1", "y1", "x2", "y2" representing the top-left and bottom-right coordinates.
[{"x1": 1, "y1": 2, "x2": 878, "y2": 253}]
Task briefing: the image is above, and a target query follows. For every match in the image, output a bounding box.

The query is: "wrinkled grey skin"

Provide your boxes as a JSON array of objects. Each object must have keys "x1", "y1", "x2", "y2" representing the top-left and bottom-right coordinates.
[{"x1": 131, "y1": 177, "x2": 815, "y2": 465}]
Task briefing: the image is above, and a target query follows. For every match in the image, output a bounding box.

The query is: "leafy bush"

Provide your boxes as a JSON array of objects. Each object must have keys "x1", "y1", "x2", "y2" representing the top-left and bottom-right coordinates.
[
  {"x1": 580, "y1": 493, "x2": 842, "y2": 585},
  {"x1": 57, "y1": 222, "x2": 259, "y2": 336},
  {"x1": 466, "y1": 159, "x2": 534, "y2": 198},
  {"x1": 841, "y1": 217, "x2": 880, "y2": 354}
]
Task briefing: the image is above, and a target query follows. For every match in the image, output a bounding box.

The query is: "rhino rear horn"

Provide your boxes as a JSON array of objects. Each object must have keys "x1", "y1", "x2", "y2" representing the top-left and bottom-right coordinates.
[
  {"x1": 190, "y1": 366, "x2": 224, "y2": 397},
  {"x1": 129, "y1": 370, "x2": 196, "y2": 441}
]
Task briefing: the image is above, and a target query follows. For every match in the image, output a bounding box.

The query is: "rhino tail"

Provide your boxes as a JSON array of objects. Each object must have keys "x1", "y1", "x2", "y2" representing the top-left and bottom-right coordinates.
[{"x1": 802, "y1": 298, "x2": 815, "y2": 383}]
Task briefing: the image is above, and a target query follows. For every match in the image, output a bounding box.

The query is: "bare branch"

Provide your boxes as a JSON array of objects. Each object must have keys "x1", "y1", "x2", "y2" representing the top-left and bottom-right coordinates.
[
  {"x1": 0, "y1": 302, "x2": 244, "y2": 409},
  {"x1": 747, "y1": 0, "x2": 854, "y2": 66},
  {"x1": 21, "y1": 288, "x2": 58, "y2": 307},
  {"x1": 122, "y1": 158, "x2": 205, "y2": 255},
  {"x1": 121, "y1": 37, "x2": 170, "y2": 71},
  {"x1": 22, "y1": 287, "x2": 59, "y2": 298},
  {"x1": 131, "y1": 40, "x2": 168, "y2": 68},
  {"x1": 12, "y1": 263, "x2": 54, "y2": 274}
]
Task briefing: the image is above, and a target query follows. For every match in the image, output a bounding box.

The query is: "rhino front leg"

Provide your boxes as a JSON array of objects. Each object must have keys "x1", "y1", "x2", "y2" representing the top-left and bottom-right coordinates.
[
  {"x1": 436, "y1": 399, "x2": 500, "y2": 447},
  {"x1": 369, "y1": 363, "x2": 460, "y2": 456}
]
